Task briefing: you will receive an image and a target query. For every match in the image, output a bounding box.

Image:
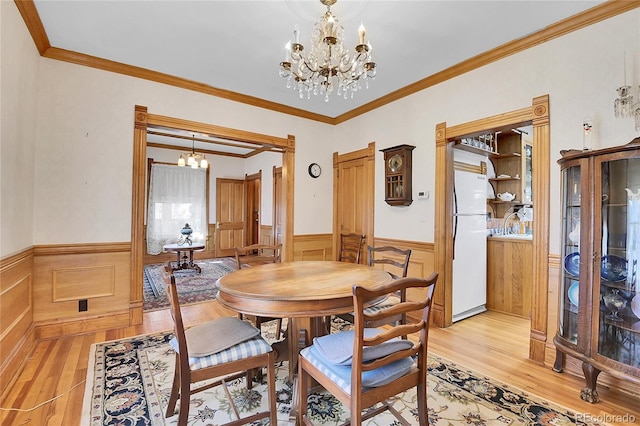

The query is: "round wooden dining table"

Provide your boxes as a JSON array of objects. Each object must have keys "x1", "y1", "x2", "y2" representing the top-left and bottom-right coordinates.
[{"x1": 216, "y1": 261, "x2": 392, "y2": 376}]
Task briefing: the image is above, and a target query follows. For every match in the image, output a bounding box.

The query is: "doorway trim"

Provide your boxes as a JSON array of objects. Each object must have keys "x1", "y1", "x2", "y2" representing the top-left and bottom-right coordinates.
[
  {"x1": 433, "y1": 95, "x2": 550, "y2": 364},
  {"x1": 130, "y1": 105, "x2": 295, "y2": 325}
]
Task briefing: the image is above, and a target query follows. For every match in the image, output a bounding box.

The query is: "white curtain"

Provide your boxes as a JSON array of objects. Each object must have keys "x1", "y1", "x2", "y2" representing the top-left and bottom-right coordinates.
[{"x1": 147, "y1": 164, "x2": 207, "y2": 255}]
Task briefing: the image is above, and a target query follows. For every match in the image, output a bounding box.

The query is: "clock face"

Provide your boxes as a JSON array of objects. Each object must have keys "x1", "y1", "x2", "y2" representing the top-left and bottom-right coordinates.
[
  {"x1": 308, "y1": 163, "x2": 321, "y2": 178},
  {"x1": 388, "y1": 154, "x2": 403, "y2": 173}
]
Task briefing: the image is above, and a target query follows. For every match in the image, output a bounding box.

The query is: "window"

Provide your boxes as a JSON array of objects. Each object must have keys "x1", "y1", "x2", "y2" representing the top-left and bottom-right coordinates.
[{"x1": 146, "y1": 163, "x2": 207, "y2": 254}]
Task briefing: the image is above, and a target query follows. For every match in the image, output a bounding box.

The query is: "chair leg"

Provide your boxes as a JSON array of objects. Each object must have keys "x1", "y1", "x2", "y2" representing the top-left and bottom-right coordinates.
[
  {"x1": 417, "y1": 382, "x2": 428, "y2": 426},
  {"x1": 178, "y1": 375, "x2": 191, "y2": 425},
  {"x1": 165, "y1": 354, "x2": 180, "y2": 417},
  {"x1": 267, "y1": 352, "x2": 278, "y2": 425},
  {"x1": 350, "y1": 398, "x2": 362, "y2": 425},
  {"x1": 298, "y1": 359, "x2": 309, "y2": 424},
  {"x1": 275, "y1": 318, "x2": 283, "y2": 339}
]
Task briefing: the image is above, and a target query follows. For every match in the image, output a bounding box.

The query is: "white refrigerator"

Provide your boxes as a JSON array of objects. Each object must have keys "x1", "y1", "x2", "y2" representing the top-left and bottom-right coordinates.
[{"x1": 452, "y1": 166, "x2": 488, "y2": 322}]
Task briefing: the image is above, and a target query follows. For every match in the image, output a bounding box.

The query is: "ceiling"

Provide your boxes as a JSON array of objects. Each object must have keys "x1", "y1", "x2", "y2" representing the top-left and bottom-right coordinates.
[{"x1": 27, "y1": 0, "x2": 612, "y2": 154}]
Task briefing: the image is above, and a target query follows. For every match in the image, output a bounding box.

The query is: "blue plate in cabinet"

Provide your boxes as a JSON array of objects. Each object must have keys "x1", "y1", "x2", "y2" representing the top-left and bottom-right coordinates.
[
  {"x1": 563, "y1": 252, "x2": 580, "y2": 277},
  {"x1": 567, "y1": 282, "x2": 579, "y2": 307},
  {"x1": 600, "y1": 255, "x2": 628, "y2": 282}
]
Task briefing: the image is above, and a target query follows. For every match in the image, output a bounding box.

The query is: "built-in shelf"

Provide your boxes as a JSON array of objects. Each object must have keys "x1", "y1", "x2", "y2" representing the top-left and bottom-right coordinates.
[
  {"x1": 489, "y1": 177, "x2": 521, "y2": 182},
  {"x1": 454, "y1": 142, "x2": 495, "y2": 156},
  {"x1": 487, "y1": 200, "x2": 532, "y2": 205},
  {"x1": 489, "y1": 152, "x2": 521, "y2": 159}
]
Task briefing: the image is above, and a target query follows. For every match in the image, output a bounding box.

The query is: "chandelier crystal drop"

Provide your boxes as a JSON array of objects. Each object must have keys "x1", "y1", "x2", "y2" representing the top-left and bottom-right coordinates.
[
  {"x1": 178, "y1": 134, "x2": 208, "y2": 169},
  {"x1": 613, "y1": 52, "x2": 640, "y2": 131},
  {"x1": 278, "y1": 0, "x2": 376, "y2": 102}
]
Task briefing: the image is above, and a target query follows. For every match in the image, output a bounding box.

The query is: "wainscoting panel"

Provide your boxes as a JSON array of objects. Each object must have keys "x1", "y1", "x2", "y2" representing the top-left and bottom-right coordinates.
[
  {"x1": 52, "y1": 265, "x2": 116, "y2": 301},
  {"x1": 0, "y1": 248, "x2": 35, "y2": 395},
  {"x1": 260, "y1": 225, "x2": 274, "y2": 246},
  {"x1": 33, "y1": 243, "x2": 131, "y2": 335},
  {"x1": 293, "y1": 234, "x2": 333, "y2": 261}
]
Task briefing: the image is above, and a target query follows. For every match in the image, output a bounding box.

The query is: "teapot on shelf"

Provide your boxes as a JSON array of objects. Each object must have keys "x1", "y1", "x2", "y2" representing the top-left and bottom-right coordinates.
[{"x1": 497, "y1": 192, "x2": 515, "y2": 202}]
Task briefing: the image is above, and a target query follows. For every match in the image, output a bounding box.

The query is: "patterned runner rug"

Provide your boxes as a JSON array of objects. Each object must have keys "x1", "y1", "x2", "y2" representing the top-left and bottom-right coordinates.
[
  {"x1": 81, "y1": 322, "x2": 601, "y2": 425},
  {"x1": 143, "y1": 257, "x2": 237, "y2": 311}
]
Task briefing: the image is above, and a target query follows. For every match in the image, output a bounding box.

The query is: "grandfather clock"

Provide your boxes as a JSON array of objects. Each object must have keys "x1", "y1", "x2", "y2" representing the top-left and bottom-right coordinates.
[{"x1": 380, "y1": 144, "x2": 415, "y2": 206}]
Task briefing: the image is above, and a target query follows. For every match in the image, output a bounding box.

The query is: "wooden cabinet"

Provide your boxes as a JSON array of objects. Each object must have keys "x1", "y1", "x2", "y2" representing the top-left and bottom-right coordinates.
[
  {"x1": 554, "y1": 138, "x2": 640, "y2": 403},
  {"x1": 488, "y1": 131, "x2": 533, "y2": 218},
  {"x1": 380, "y1": 145, "x2": 415, "y2": 206},
  {"x1": 486, "y1": 237, "x2": 532, "y2": 318}
]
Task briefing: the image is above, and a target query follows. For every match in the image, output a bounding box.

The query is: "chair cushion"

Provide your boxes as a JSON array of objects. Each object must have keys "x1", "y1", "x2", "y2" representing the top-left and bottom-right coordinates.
[
  {"x1": 170, "y1": 334, "x2": 272, "y2": 369},
  {"x1": 363, "y1": 294, "x2": 401, "y2": 315},
  {"x1": 312, "y1": 328, "x2": 413, "y2": 366},
  {"x1": 300, "y1": 345, "x2": 415, "y2": 393},
  {"x1": 182, "y1": 316, "x2": 261, "y2": 357}
]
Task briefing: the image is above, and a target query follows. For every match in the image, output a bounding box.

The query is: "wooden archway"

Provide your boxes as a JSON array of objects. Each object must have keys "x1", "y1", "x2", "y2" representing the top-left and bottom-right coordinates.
[
  {"x1": 129, "y1": 106, "x2": 295, "y2": 324},
  {"x1": 433, "y1": 95, "x2": 550, "y2": 363}
]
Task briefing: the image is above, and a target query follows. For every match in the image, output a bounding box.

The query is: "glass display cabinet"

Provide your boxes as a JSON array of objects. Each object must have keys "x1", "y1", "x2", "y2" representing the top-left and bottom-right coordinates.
[{"x1": 554, "y1": 138, "x2": 640, "y2": 403}]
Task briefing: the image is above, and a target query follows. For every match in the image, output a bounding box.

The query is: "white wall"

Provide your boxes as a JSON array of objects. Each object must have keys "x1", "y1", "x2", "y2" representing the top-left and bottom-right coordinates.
[
  {"x1": 0, "y1": 1, "x2": 39, "y2": 257},
  {"x1": 31, "y1": 54, "x2": 331, "y2": 245},
  {"x1": 3, "y1": 5, "x2": 639, "y2": 258},
  {"x1": 334, "y1": 9, "x2": 640, "y2": 252}
]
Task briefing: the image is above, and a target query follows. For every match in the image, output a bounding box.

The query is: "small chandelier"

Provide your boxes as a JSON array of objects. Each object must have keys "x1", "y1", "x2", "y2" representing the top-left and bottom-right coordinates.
[
  {"x1": 178, "y1": 134, "x2": 208, "y2": 169},
  {"x1": 278, "y1": 0, "x2": 376, "y2": 102},
  {"x1": 613, "y1": 52, "x2": 640, "y2": 131}
]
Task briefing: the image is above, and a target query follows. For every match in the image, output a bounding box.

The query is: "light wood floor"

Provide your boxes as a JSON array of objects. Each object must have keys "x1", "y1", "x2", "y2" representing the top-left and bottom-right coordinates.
[{"x1": 1, "y1": 305, "x2": 638, "y2": 425}]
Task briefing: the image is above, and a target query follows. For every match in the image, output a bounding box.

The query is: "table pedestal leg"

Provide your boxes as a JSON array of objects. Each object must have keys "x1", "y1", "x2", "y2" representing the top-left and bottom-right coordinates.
[
  {"x1": 169, "y1": 249, "x2": 201, "y2": 273},
  {"x1": 287, "y1": 317, "x2": 326, "y2": 424},
  {"x1": 188, "y1": 249, "x2": 201, "y2": 273},
  {"x1": 172, "y1": 252, "x2": 181, "y2": 272}
]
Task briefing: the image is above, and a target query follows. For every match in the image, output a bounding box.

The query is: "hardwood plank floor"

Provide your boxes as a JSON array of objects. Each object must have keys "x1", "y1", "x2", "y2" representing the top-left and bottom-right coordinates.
[{"x1": 1, "y1": 305, "x2": 638, "y2": 425}]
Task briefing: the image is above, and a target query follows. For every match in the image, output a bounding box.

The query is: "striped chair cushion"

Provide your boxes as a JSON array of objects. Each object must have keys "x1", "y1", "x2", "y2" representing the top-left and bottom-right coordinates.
[
  {"x1": 169, "y1": 335, "x2": 272, "y2": 370},
  {"x1": 300, "y1": 344, "x2": 415, "y2": 394},
  {"x1": 184, "y1": 317, "x2": 260, "y2": 357},
  {"x1": 363, "y1": 295, "x2": 401, "y2": 315}
]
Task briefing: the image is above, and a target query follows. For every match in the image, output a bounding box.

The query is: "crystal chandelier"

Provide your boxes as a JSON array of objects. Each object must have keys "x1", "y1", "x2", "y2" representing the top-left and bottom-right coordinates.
[
  {"x1": 613, "y1": 53, "x2": 640, "y2": 131},
  {"x1": 278, "y1": 0, "x2": 376, "y2": 102},
  {"x1": 178, "y1": 134, "x2": 208, "y2": 169}
]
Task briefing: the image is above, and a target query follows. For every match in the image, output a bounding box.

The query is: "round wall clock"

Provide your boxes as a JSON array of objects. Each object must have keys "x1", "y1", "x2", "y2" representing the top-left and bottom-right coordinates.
[
  {"x1": 388, "y1": 154, "x2": 403, "y2": 172},
  {"x1": 308, "y1": 162, "x2": 321, "y2": 178}
]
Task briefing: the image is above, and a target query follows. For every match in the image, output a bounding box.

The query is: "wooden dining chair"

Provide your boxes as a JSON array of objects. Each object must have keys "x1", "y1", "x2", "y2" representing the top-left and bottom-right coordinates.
[
  {"x1": 338, "y1": 233, "x2": 366, "y2": 264},
  {"x1": 161, "y1": 264, "x2": 277, "y2": 426},
  {"x1": 336, "y1": 245, "x2": 412, "y2": 327},
  {"x1": 234, "y1": 243, "x2": 282, "y2": 269},
  {"x1": 234, "y1": 243, "x2": 284, "y2": 340},
  {"x1": 364, "y1": 245, "x2": 412, "y2": 327},
  {"x1": 298, "y1": 273, "x2": 438, "y2": 426},
  {"x1": 327, "y1": 233, "x2": 367, "y2": 331}
]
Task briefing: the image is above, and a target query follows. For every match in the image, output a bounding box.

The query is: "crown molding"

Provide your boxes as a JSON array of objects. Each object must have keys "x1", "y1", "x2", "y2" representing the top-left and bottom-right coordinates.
[{"x1": 15, "y1": 0, "x2": 640, "y2": 125}]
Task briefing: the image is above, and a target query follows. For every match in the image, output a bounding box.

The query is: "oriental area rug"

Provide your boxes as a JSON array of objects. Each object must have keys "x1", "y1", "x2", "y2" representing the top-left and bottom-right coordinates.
[
  {"x1": 81, "y1": 321, "x2": 602, "y2": 426},
  {"x1": 143, "y1": 257, "x2": 237, "y2": 311}
]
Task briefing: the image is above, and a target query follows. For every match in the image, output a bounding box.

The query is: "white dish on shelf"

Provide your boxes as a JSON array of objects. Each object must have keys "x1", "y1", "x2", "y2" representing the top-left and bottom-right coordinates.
[
  {"x1": 631, "y1": 294, "x2": 640, "y2": 320},
  {"x1": 567, "y1": 282, "x2": 579, "y2": 307}
]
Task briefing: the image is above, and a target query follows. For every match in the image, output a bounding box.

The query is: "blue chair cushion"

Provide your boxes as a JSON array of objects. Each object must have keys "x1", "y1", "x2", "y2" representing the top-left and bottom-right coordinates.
[
  {"x1": 313, "y1": 328, "x2": 413, "y2": 366},
  {"x1": 300, "y1": 344, "x2": 415, "y2": 394}
]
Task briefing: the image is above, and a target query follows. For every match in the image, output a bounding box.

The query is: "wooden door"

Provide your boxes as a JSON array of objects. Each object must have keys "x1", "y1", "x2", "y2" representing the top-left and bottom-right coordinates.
[
  {"x1": 216, "y1": 178, "x2": 245, "y2": 257},
  {"x1": 333, "y1": 143, "x2": 375, "y2": 262},
  {"x1": 245, "y1": 172, "x2": 261, "y2": 246},
  {"x1": 273, "y1": 166, "x2": 283, "y2": 247}
]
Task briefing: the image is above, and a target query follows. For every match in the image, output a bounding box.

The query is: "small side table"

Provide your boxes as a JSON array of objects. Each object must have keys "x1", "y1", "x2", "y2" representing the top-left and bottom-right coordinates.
[{"x1": 163, "y1": 243, "x2": 206, "y2": 273}]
